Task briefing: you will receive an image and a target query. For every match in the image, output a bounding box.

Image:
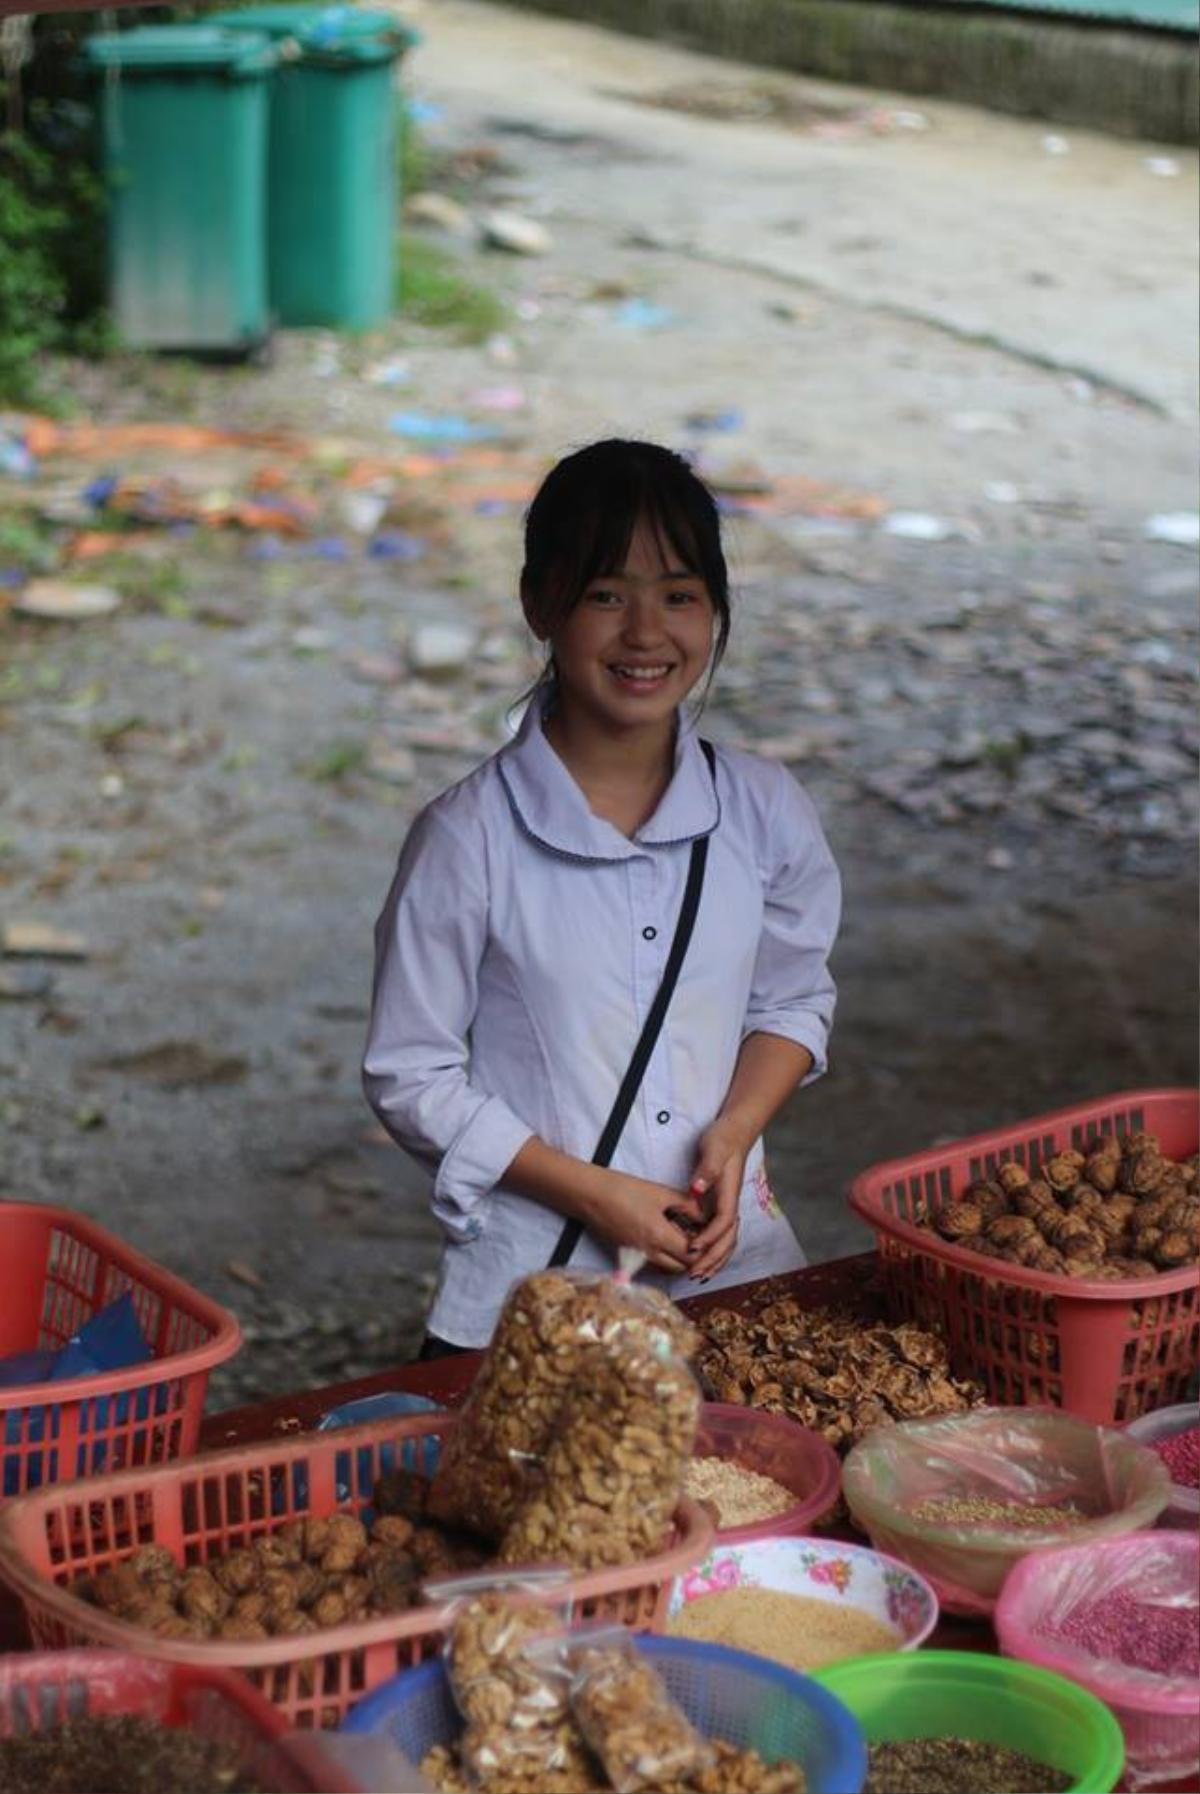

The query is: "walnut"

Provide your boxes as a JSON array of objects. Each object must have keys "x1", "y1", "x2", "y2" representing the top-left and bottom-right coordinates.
[
  {"x1": 213, "y1": 1550, "x2": 258, "y2": 1596},
  {"x1": 179, "y1": 1568, "x2": 229, "y2": 1625},
  {"x1": 373, "y1": 1467, "x2": 431, "y2": 1524},
  {"x1": 334, "y1": 1574, "x2": 371, "y2": 1618},
  {"x1": 936, "y1": 1203, "x2": 982, "y2": 1240},
  {"x1": 1156, "y1": 1231, "x2": 1194, "y2": 1267},
  {"x1": 1014, "y1": 1181, "x2": 1058, "y2": 1222},
  {"x1": 233, "y1": 1591, "x2": 269, "y2": 1624},
  {"x1": 1063, "y1": 1256, "x2": 1105, "y2": 1279},
  {"x1": 274, "y1": 1520, "x2": 307, "y2": 1563},
  {"x1": 1134, "y1": 1227, "x2": 1164, "y2": 1259},
  {"x1": 986, "y1": 1214, "x2": 1037, "y2": 1245},
  {"x1": 253, "y1": 1534, "x2": 298, "y2": 1573},
  {"x1": 1060, "y1": 1184, "x2": 1102, "y2": 1217},
  {"x1": 301, "y1": 1518, "x2": 332, "y2": 1562},
  {"x1": 1044, "y1": 1213, "x2": 1098, "y2": 1253},
  {"x1": 311, "y1": 1589, "x2": 349, "y2": 1628},
  {"x1": 129, "y1": 1545, "x2": 179, "y2": 1589},
  {"x1": 218, "y1": 1616, "x2": 270, "y2": 1642},
  {"x1": 370, "y1": 1514, "x2": 415, "y2": 1550},
  {"x1": 1128, "y1": 1148, "x2": 1169, "y2": 1194},
  {"x1": 965, "y1": 1180, "x2": 1010, "y2": 1222},
  {"x1": 367, "y1": 1550, "x2": 420, "y2": 1615},
  {"x1": 121, "y1": 1595, "x2": 178, "y2": 1630},
  {"x1": 92, "y1": 1564, "x2": 145, "y2": 1614},
  {"x1": 1045, "y1": 1151, "x2": 1086, "y2": 1191},
  {"x1": 273, "y1": 1609, "x2": 319, "y2": 1638},
  {"x1": 291, "y1": 1561, "x2": 325, "y2": 1608},
  {"x1": 996, "y1": 1165, "x2": 1031, "y2": 1195},
  {"x1": 1084, "y1": 1147, "x2": 1121, "y2": 1194}
]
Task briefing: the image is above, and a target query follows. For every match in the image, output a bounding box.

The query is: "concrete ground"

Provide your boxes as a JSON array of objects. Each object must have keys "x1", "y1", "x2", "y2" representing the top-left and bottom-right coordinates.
[{"x1": 1, "y1": 1, "x2": 1196, "y2": 1404}]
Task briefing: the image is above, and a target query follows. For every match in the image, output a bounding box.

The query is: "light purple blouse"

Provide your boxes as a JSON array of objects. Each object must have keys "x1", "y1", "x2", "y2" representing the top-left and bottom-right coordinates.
[{"x1": 363, "y1": 700, "x2": 841, "y2": 1346}]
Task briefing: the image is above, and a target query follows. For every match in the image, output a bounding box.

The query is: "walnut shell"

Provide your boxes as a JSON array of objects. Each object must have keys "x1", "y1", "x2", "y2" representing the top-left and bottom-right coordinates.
[
  {"x1": 218, "y1": 1616, "x2": 270, "y2": 1642},
  {"x1": 1127, "y1": 1149, "x2": 1169, "y2": 1194},
  {"x1": 179, "y1": 1569, "x2": 229, "y2": 1624},
  {"x1": 129, "y1": 1545, "x2": 179, "y2": 1587},
  {"x1": 370, "y1": 1515, "x2": 415, "y2": 1550},
  {"x1": 311, "y1": 1590, "x2": 348, "y2": 1629},
  {"x1": 965, "y1": 1180, "x2": 1010, "y2": 1223},
  {"x1": 233, "y1": 1591, "x2": 269, "y2": 1624}
]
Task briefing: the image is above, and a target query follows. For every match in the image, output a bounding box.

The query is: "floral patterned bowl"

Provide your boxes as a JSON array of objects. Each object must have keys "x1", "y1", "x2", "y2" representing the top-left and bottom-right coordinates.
[{"x1": 667, "y1": 1536, "x2": 939, "y2": 1656}]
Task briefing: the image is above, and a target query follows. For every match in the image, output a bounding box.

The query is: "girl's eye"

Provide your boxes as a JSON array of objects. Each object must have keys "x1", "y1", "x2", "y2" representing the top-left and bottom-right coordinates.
[
  {"x1": 586, "y1": 588, "x2": 621, "y2": 606},
  {"x1": 667, "y1": 588, "x2": 701, "y2": 605}
]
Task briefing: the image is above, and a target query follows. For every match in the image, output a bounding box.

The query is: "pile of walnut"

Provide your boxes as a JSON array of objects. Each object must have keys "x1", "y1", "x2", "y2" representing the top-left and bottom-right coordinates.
[
  {"x1": 925, "y1": 1133, "x2": 1200, "y2": 1278},
  {"x1": 71, "y1": 1504, "x2": 485, "y2": 1642},
  {"x1": 696, "y1": 1301, "x2": 984, "y2": 1453}
]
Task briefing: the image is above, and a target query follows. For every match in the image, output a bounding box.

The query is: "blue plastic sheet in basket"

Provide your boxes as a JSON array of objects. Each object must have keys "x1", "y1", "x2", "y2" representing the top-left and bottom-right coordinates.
[
  {"x1": 0, "y1": 1293, "x2": 162, "y2": 1495},
  {"x1": 272, "y1": 1391, "x2": 446, "y2": 1517}
]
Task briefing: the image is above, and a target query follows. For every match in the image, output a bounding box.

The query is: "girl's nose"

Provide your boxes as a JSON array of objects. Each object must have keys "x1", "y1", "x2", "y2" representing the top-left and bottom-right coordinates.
[{"x1": 621, "y1": 595, "x2": 667, "y2": 644}]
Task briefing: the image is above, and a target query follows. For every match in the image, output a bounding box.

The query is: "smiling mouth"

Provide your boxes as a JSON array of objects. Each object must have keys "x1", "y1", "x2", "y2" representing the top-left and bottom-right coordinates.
[{"x1": 609, "y1": 663, "x2": 674, "y2": 687}]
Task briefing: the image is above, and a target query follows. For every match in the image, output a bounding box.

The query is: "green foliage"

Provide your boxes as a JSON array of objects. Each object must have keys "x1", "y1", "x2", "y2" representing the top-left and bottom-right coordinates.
[
  {"x1": 396, "y1": 233, "x2": 507, "y2": 344},
  {"x1": 0, "y1": 134, "x2": 69, "y2": 404}
]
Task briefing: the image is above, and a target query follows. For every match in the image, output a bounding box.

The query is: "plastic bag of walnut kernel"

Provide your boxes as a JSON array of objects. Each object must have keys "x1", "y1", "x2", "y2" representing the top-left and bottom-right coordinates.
[
  {"x1": 568, "y1": 1628, "x2": 712, "y2": 1793},
  {"x1": 426, "y1": 1269, "x2": 699, "y2": 1542},
  {"x1": 497, "y1": 1328, "x2": 702, "y2": 1572},
  {"x1": 423, "y1": 1573, "x2": 584, "y2": 1792}
]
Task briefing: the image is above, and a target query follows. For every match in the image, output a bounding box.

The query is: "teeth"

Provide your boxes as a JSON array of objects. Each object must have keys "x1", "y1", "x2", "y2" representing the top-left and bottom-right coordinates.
[{"x1": 613, "y1": 665, "x2": 669, "y2": 680}]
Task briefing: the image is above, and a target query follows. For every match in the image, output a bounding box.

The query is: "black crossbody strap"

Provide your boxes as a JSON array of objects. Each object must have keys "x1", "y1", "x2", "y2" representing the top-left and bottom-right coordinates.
[{"x1": 548, "y1": 739, "x2": 716, "y2": 1269}]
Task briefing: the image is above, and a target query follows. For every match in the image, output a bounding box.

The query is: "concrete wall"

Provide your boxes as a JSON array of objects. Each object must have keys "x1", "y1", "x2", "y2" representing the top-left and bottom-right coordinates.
[{"x1": 495, "y1": 0, "x2": 1199, "y2": 144}]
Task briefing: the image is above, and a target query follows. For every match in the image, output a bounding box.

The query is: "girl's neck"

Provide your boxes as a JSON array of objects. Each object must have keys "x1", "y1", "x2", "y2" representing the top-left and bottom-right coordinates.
[{"x1": 543, "y1": 699, "x2": 676, "y2": 836}]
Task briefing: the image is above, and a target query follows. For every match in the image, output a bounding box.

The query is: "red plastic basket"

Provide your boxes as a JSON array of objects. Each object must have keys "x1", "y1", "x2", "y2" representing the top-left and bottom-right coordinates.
[
  {"x1": 0, "y1": 1203, "x2": 241, "y2": 1500},
  {"x1": 693, "y1": 1403, "x2": 842, "y2": 1545},
  {"x1": 0, "y1": 1412, "x2": 714, "y2": 1730},
  {"x1": 847, "y1": 1088, "x2": 1200, "y2": 1425},
  {"x1": 0, "y1": 1650, "x2": 351, "y2": 1791}
]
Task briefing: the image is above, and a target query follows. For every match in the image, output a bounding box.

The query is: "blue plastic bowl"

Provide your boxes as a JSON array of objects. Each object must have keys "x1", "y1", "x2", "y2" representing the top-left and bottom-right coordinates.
[{"x1": 343, "y1": 1633, "x2": 867, "y2": 1794}]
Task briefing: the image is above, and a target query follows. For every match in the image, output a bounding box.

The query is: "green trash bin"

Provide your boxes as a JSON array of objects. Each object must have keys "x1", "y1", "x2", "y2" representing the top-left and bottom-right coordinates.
[
  {"x1": 86, "y1": 27, "x2": 276, "y2": 353},
  {"x1": 209, "y1": 6, "x2": 417, "y2": 330}
]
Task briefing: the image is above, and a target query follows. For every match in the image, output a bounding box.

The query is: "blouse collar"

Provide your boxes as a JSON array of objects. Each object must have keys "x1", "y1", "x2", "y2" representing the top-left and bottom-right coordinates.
[{"x1": 497, "y1": 694, "x2": 720, "y2": 863}]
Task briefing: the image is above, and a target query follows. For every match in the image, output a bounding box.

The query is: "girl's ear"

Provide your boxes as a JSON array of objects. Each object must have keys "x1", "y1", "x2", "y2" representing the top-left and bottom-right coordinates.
[{"x1": 520, "y1": 571, "x2": 549, "y2": 642}]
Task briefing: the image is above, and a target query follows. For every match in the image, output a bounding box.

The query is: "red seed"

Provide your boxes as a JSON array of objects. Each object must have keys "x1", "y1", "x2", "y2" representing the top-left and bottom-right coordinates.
[
  {"x1": 1040, "y1": 1587, "x2": 1200, "y2": 1678},
  {"x1": 1154, "y1": 1425, "x2": 1200, "y2": 1490}
]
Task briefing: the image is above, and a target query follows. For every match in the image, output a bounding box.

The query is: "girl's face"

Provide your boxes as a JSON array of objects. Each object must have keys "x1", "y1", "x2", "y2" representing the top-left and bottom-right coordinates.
[{"x1": 532, "y1": 518, "x2": 715, "y2": 735}]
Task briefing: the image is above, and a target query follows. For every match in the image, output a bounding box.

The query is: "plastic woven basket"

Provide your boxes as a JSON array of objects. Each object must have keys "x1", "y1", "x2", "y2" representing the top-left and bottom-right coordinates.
[
  {"x1": 0, "y1": 1649, "x2": 346, "y2": 1791},
  {"x1": 342, "y1": 1634, "x2": 868, "y2": 1794},
  {"x1": 847, "y1": 1088, "x2": 1200, "y2": 1423},
  {"x1": 0, "y1": 1412, "x2": 714, "y2": 1730},
  {"x1": 1124, "y1": 1403, "x2": 1200, "y2": 1529},
  {"x1": 0, "y1": 1202, "x2": 241, "y2": 1499}
]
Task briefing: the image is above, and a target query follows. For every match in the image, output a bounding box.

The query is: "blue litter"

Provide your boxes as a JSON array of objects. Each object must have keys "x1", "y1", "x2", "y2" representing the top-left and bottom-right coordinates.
[
  {"x1": 0, "y1": 433, "x2": 34, "y2": 479},
  {"x1": 83, "y1": 474, "x2": 119, "y2": 508},
  {"x1": 611, "y1": 298, "x2": 676, "y2": 332},
  {"x1": 386, "y1": 411, "x2": 499, "y2": 443},
  {"x1": 247, "y1": 533, "x2": 289, "y2": 561},
  {"x1": 310, "y1": 536, "x2": 352, "y2": 561},
  {"x1": 368, "y1": 530, "x2": 426, "y2": 562},
  {"x1": 317, "y1": 1391, "x2": 443, "y2": 1432},
  {"x1": 474, "y1": 499, "x2": 514, "y2": 516},
  {"x1": 685, "y1": 409, "x2": 743, "y2": 434},
  {"x1": 407, "y1": 99, "x2": 443, "y2": 126}
]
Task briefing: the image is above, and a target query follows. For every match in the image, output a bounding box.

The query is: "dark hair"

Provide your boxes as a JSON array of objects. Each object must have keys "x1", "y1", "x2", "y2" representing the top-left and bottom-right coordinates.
[{"x1": 521, "y1": 439, "x2": 731, "y2": 673}]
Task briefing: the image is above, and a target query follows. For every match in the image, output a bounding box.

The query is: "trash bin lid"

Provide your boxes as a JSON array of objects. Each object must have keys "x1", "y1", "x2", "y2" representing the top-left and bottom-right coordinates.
[
  {"x1": 208, "y1": 6, "x2": 418, "y2": 64},
  {"x1": 85, "y1": 25, "x2": 278, "y2": 76}
]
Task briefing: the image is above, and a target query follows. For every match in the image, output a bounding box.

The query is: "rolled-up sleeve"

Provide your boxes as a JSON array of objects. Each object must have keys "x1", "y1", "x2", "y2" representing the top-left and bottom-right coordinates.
[
  {"x1": 363, "y1": 808, "x2": 534, "y2": 1241},
  {"x1": 742, "y1": 769, "x2": 841, "y2": 1082}
]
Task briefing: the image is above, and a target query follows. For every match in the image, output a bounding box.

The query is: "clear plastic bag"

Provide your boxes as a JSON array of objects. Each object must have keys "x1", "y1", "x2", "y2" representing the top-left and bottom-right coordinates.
[
  {"x1": 426, "y1": 1270, "x2": 698, "y2": 1542},
  {"x1": 498, "y1": 1330, "x2": 701, "y2": 1571},
  {"x1": 425, "y1": 1571, "x2": 577, "y2": 1791},
  {"x1": 996, "y1": 1532, "x2": 1199, "y2": 1790},
  {"x1": 568, "y1": 1627, "x2": 712, "y2": 1794},
  {"x1": 843, "y1": 1406, "x2": 1172, "y2": 1613}
]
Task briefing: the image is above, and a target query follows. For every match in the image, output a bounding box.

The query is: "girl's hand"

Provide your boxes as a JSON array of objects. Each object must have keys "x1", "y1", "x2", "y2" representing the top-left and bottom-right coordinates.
[
  {"x1": 686, "y1": 1123, "x2": 749, "y2": 1280},
  {"x1": 583, "y1": 1171, "x2": 706, "y2": 1275}
]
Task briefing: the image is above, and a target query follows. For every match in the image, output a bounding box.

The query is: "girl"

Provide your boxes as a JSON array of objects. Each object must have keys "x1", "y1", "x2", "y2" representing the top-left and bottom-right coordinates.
[{"x1": 363, "y1": 439, "x2": 841, "y2": 1352}]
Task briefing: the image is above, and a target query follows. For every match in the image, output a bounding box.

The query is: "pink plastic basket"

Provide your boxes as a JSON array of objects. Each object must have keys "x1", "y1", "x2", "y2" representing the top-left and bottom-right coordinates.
[
  {"x1": 693, "y1": 1403, "x2": 842, "y2": 1545},
  {"x1": 0, "y1": 1649, "x2": 350, "y2": 1791},
  {"x1": 996, "y1": 1531, "x2": 1199, "y2": 1790},
  {"x1": 0, "y1": 1411, "x2": 714, "y2": 1730},
  {"x1": 0, "y1": 1202, "x2": 241, "y2": 1499},
  {"x1": 848, "y1": 1089, "x2": 1200, "y2": 1424}
]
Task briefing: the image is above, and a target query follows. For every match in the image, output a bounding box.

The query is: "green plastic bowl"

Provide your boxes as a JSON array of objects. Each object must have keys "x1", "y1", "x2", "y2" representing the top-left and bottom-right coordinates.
[{"x1": 813, "y1": 1650, "x2": 1124, "y2": 1794}]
